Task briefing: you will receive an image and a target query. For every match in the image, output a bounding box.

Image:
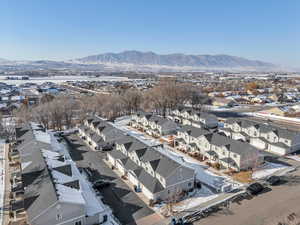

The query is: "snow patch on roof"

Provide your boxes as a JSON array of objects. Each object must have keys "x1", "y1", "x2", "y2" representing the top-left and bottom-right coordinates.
[{"x1": 56, "y1": 184, "x2": 85, "y2": 205}]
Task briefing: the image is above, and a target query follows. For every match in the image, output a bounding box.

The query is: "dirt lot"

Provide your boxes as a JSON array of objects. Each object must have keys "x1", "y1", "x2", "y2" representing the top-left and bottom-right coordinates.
[{"x1": 195, "y1": 165, "x2": 300, "y2": 225}]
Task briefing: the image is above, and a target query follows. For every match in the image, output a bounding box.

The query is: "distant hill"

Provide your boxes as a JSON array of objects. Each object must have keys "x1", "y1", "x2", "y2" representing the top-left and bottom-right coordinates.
[
  {"x1": 77, "y1": 50, "x2": 275, "y2": 69},
  {"x1": 0, "y1": 58, "x2": 10, "y2": 63}
]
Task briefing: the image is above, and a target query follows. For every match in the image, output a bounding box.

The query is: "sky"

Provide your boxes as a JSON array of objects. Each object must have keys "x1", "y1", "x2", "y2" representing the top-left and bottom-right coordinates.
[{"x1": 1, "y1": 0, "x2": 300, "y2": 67}]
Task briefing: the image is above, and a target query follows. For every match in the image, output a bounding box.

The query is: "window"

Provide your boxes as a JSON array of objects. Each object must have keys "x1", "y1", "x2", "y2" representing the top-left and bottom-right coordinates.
[
  {"x1": 188, "y1": 182, "x2": 192, "y2": 187},
  {"x1": 285, "y1": 140, "x2": 288, "y2": 144},
  {"x1": 254, "y1": 131, "x2": 257, "y2": 136},
  {"x1": 56, "y1": 214, "x2": 62, "y2": 221},
  {"x1": 75, "y1": 222, "x2": 82, "y2": 225},
  {"x1": 102, "y1": 215, "x2": 108, "y2": 223},
  {"x1": 222, "y1": 151, "x2": 225, "y2": 155},
  {"x1": 233, "y1": 154, "x2": 237, "y2": 158}
]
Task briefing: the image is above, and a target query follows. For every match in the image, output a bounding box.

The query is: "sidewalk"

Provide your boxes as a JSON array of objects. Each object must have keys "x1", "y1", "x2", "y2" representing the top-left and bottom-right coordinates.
[{"x1": 154, "y1": 190, "x2": 245, "y2": 225}]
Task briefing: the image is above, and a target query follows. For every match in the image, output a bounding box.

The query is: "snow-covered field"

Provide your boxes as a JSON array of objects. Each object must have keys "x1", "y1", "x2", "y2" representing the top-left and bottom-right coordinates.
[
  {"x1": 252, "y1": 162, "x2": 289, "y2": 179},
  {"x1": 0, "y1": 75, "x2": 129, "y2": 85}
]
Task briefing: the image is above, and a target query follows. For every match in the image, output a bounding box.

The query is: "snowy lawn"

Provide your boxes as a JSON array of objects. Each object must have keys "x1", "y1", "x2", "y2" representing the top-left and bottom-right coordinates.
[
  {"x1": 252, "y1": 162, "x2": 289, "y2": 179},
  {"x1": 172, "y1": 186, "x2": 219, "y2": 212}
]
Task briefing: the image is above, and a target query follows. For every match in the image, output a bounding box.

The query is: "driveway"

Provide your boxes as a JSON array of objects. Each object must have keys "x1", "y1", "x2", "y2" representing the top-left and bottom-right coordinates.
[{"x1": 64, "y1": 134, "x2": 155, "y2": 225}]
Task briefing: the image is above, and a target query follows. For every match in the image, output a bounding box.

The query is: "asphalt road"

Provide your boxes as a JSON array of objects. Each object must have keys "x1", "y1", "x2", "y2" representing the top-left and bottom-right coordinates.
[
  {"x1": 194, "y1": 161, "x2": 300, "y2": 225},
  {"x1": 64, "y1": 134, "x2": 154, "y2": 225}
]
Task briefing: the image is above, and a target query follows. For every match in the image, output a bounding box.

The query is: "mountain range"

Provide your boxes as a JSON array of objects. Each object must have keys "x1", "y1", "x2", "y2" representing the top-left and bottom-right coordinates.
[
  {"x1": 76, "y1": 50, "x2": 274, "y2": 69},
  {"x1": 0, "y1": 51, "x2": 281, "y2": 71}
]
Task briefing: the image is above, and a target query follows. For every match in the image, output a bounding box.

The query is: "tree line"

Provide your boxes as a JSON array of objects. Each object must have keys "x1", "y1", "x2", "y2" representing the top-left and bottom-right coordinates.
[{"x1": 13, "y1": 80, "x2": 211, "y2": 130}]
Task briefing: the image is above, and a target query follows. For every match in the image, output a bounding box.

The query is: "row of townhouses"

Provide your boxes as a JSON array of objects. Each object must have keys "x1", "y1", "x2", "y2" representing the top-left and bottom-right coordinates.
[
  {"x1": 220, "y1": 118, "x2": 300, "y2": 155},
  {"x1": 169, "y1": 108, "x2": 219, "y2": 129},
  {"x1": 9, "y1": 123, "x2": 116, "y2": 225},
  {"x1": 78, "y1": 116, "x2": 195, "y2": 202},
  {"x1": 175, "y1": 125, "x2": 263, "y2": 171},
  {"x1": 130, "y1": 112, "x2": 178, "y2": 137}
]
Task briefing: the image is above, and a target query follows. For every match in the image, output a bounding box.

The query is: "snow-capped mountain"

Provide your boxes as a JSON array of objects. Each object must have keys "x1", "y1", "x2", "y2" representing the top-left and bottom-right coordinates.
[{"x1": 76, "y1": 50, "x2": 275, "y2": 69}]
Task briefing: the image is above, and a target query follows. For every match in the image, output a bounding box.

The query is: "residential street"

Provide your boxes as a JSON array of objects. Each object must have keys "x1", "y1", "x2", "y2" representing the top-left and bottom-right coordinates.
[{"x1": 64, "y1": 134, "x2": 156, "y2": 225}]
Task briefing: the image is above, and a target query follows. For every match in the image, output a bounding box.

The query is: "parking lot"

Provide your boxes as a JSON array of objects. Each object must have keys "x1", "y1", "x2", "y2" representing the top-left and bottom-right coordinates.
[
  {"x1": 63, "y1": 134, "x2": 156, "y2": 225},
  {"x1": 194, "y1": 162, "x2": 300, "y2": 225}
]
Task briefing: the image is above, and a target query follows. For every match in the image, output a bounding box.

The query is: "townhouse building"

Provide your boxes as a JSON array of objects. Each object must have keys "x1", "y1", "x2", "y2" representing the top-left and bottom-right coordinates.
[
  {"x1": 175, "y1": 125, "x2": 263, "y2": 171},
  {"x1": 107, "y1": 136, "x2": 195, "y2": 201},
  {"x1": 78, "y1": 116, "x2": 195, "y2": 202},
  {"x1": 10, "y1": 123, "x2": 116, "y2": 225},
  {"x1": 169, "y1": 108, "x2": 218, "y2": 129},
  {"x1": 131, "y1": 112, "x2": 178, "y2": 136},
  {"x1": 221, "y1": 118, "x2": 300, "y2": 155}
]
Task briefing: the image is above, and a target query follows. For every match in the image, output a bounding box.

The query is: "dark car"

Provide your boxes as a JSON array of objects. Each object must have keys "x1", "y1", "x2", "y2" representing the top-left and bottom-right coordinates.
[
  {"x1": 266, "y1": 176, "x2": 281, "y2": 186},
  {"x1": 93, "y1": 180, "x2": 111, "y2": 189},
  {"x1": 101, "y1": 143, "x2": 114, "y2": 151},
  {"x1": 247, "y1": 182, "x2": 264, "y2": 195},
  {"x1": 83, "y1": 167, "x2": 93, "y2": 180}
]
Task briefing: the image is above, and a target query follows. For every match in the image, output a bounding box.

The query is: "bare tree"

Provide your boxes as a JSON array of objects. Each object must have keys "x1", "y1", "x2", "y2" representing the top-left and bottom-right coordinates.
[{"x1": 121, "y1": 89, "x2": 142, "y2": 114}]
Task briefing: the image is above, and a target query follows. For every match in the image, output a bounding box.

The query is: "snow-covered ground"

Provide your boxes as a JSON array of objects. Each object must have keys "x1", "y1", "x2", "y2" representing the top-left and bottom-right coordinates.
[
  {"x1": 252, "y1": 162, "x2": 289, "y2": 179},
  {"x1": 153, "y1": 185, "x2": 219, "y2": 213},
  {"x1": 173, "y1": 186, "x2": 219, "y2": 212}
]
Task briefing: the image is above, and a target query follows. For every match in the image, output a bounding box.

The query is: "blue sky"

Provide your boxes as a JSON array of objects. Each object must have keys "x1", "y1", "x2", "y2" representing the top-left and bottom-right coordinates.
[{"x1": 1, "y1": 0, "x2": 300, "y2": 66}]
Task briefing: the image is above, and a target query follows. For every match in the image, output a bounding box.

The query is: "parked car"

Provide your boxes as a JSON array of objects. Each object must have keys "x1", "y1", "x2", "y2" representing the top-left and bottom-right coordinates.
[
  {"x1": 247, "y1": 182, "x2": 264, "y2": 195},
  {"x1": 83, "y1": 167, "x2": 93, "y2": 180},
  {"x1": 92, "y1": 180, "x2": 111, "y2": 189},
  {"x1": 247, "y1": 183, "x2": 263, "y2": 194},
  {"x1": 102, "y1": 143, "x2": 114, "y2": 151},
  {"x1": 266, "y1": 176, "x2": 281, "y2": 186}
]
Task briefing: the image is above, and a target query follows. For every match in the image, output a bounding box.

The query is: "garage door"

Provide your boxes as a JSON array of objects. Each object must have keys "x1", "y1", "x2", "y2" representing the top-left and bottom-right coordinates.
[
  {"x1": 117, "y1": 160, "x2": 125, "y2": 174},
  {"x1": 128, "y1": 171, "x2": 139, "y2": 186}
]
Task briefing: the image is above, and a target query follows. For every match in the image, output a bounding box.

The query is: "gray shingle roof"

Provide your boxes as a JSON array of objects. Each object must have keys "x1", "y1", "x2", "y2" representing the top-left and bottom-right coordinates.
[
  {"x1": 23, "y1": 169, "x2": 58, "y2": 223},
  {"x1": 137, "y1": 170, "x2": 164, "y2": 193},
  {"x1": 180, "y1": 125, "x2": 211, "y2": 138}
]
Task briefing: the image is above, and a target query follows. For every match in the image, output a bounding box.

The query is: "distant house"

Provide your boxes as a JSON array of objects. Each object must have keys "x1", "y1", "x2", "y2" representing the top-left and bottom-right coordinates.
[
  {"x1": 131, "y1": 113, "x2": 178, "y2": 136},
  {"x1": 169, "y1": 108, "x2": 218, "y2": 129}
]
